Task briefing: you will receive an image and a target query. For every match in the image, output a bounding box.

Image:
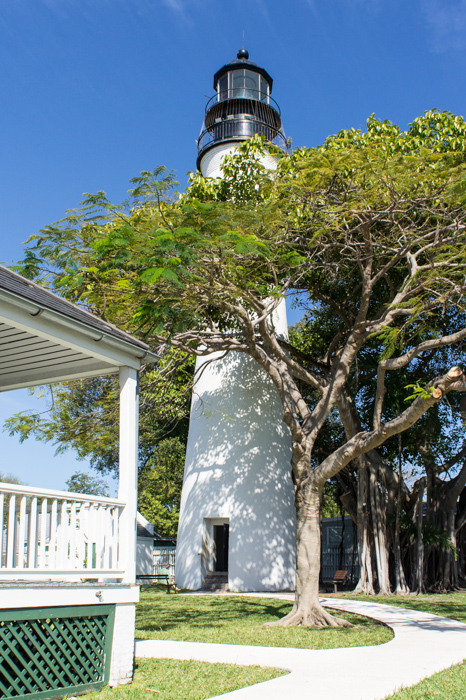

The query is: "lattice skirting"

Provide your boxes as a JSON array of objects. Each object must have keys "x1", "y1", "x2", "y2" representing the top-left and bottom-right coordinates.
[{"x1": 0, "y1": 605, "x2": 115, "y2": 699}]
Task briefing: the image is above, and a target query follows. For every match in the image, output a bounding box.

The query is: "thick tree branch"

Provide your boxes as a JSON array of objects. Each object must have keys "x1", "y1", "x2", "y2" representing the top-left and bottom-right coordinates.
[
  {"x1": 373, "y1": 328, "x2": 466, "y2": 430},
  {"x1": 313, "y1": 366, "x2": 465, "y2": 488}
]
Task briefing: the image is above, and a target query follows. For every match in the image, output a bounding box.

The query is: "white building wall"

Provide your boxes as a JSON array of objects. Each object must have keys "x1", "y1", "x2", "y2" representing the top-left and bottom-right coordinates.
[
  {"x1": 176, "y1": 300, "x2": 296, "y2": 592},
  {"x1": 200, "y1": 142, "x2": 277, "y2": 178},
  {"x1": 136, "y1": 538, "x2": 154, "y2": 575}
]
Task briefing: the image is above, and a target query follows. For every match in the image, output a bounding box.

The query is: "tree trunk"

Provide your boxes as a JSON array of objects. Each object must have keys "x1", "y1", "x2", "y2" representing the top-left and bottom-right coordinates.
[
  {"x1": 413, "y1": 485, "x2": 425, "y2": 593},
  {"x1": 393, "y1": 506, "x2": 409, "y2": 594},
  {"x1": 455, "y1": 487, "x2": 466, "y2": 586},
  {"x1": 444, "y1": 505, "x2": 458, "y2": 589},
  {"x1": 266, "y1": 482, "x2": 351, "y2": 628},
  {"x1": 394, "y1": 437, "x2": 409, "y2": 594},
  {"x1": 369, "y1": 462, "x2": 391, "y2": 594},
  {"x1": 424, "y1": 458, "x2": 466, "y2": 590},
  {"x1": 457, "y1": 521, "x2": 466, "y2": 587},
  {"x1": 354, "y1": 458, "x2": 375, "y2": 594},
  {"x1": 442, "y1": 460, "x2": 466, "y2": 589}
]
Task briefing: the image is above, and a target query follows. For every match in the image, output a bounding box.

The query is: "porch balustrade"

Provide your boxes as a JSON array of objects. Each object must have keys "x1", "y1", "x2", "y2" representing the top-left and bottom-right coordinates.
[{"x1": 0, "y1": 482, "x2": 126, "y2": 581}]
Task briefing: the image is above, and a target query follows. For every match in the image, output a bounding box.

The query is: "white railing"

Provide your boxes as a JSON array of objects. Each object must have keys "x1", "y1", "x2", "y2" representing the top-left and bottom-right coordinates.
[{"x1": 0, "y1": 482, "x2": 126, "y2": 581}]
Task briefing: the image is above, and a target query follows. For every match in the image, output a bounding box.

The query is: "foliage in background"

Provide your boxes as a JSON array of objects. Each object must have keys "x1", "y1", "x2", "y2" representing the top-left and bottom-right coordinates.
[
  {"x1": 65, "y1": 471, "x2": 110, "y2": 497},
  {"x1": 137, "y1": 436, "x2": 185, "y2": 537},
  {"x1": 0, "y1": 472, "x2": 24, "y2": 485}
]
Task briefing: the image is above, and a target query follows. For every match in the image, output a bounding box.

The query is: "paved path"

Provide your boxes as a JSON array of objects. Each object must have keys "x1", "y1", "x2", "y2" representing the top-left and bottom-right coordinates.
[{"x1": 135, "y1": 593, "x2": 466, "y2": 700}]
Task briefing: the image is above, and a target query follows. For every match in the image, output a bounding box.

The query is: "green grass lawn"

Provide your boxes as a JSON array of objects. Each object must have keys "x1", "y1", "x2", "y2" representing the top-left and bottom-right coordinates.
[
  {"x1": 135, "y1": 588, "x2": 393, "y2": 649},
  {"x1": 84, "y1": 589, "x2": 391, "y2": 700},
  {"x1": 383, "y1": 661, "x2": 466, "y2": 700},
  {"x1": 86, "y1": 658, "x2": 284, "y2": 700},
  {"x1": 89, "y1": 589, "x2": 466, "y2": 700}
]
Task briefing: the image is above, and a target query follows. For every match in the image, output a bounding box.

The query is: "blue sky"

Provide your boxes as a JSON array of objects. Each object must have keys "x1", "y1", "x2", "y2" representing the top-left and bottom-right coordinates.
[{"x1": 1, "y1": 0, "x2": 465, "y2": 491}]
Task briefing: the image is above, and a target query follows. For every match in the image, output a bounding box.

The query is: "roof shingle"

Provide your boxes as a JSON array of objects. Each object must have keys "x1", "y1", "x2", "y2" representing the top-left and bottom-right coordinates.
[{"x1": 0, "y1": 265, "x2": 150, "y2": 354}]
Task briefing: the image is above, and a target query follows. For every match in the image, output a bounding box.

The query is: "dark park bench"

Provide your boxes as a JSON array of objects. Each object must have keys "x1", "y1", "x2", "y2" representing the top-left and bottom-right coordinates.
[
  {"x1": 323, "y1": 569, "x2": 349, "y2": 593},
  {"x1": 137, "y1": 568, "x2": 178, "y2": 594}
]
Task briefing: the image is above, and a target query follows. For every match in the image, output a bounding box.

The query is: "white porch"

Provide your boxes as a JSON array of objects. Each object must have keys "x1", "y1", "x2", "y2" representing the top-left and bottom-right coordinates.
[{"x1": 0, "y1": 265, "x2": 156, "y2": 693}]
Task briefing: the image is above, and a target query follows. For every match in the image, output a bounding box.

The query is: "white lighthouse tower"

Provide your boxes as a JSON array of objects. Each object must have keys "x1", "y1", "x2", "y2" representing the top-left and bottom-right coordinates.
[{"x1": 175, "y1": 50, "x2": 296, "y2": 592}]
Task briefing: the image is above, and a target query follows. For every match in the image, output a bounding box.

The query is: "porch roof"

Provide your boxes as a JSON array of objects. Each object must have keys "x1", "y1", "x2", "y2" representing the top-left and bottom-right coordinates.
[{"x1": 0, "y1": 265, "x2": 158, "y2": 391}]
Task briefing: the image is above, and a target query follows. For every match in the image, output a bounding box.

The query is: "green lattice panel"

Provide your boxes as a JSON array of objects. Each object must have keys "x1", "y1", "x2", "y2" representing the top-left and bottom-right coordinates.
[{"x1": 0, "y1": 605, "x2": 115, "y2": 700}]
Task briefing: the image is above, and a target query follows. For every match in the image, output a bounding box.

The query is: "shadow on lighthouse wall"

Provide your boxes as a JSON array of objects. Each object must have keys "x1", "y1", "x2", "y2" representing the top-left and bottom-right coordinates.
[{"x1": 176, "y1": 350, "x2": 296, "y2": 592}]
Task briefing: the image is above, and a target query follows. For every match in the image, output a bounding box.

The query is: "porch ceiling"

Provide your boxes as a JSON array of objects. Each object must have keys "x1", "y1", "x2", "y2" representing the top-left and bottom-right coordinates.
[{"x1": 0, "y1": 321, "x2": 119, "y2": 392}]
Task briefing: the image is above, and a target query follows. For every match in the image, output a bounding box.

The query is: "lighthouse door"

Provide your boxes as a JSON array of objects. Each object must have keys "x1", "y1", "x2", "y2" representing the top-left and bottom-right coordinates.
[{"x1": 213, "y1": 523, "x2": 229, "y2": 572}]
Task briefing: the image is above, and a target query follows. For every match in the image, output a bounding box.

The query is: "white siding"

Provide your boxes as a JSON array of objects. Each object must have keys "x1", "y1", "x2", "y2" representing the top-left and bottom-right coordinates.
[{"x1": 176, "y1": 301, "x2": 296, "y2": 592}]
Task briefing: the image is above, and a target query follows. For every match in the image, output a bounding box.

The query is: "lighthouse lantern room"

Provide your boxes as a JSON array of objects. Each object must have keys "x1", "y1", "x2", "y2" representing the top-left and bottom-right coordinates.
[{"x1": 197, "y1": 48, "x2": 287, "y2": 177}]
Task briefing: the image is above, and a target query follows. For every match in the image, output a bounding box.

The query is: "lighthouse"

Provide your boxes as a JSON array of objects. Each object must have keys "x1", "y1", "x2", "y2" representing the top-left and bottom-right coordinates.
[{"x1": 175, "y1": 50, "x2": 296, "y2": 592}]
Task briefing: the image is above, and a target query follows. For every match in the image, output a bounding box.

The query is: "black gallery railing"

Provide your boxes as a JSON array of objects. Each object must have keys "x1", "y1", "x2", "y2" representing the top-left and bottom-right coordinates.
[
  {"x1": 205, "y1": 90, "x2": 281, "y2": 114},
  {"x1": 198, "y1": 117, "x2": 287, "y2": 158}
]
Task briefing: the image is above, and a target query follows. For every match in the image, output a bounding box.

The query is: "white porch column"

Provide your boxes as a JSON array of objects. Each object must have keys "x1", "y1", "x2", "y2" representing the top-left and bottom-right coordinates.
[{"x1": 118, "y1": 366, "x2": 139, "y2": 585}]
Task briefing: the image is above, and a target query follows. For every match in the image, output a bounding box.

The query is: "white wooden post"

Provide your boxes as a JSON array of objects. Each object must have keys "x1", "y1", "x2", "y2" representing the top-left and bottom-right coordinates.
[
  {"x1": 49, "y1": 499, "x2": 58, "y2": 568},
  {"x1": 118, "y1": 366, "x2": 139, "y2": 584},
  {"x1": 39, "y1": 498, "x2": 47, "y2": 568},
  {"x1": 70, "y1": 502, "x2": 77, "y2": 568},
  {"x1": 17, "y1": 496, "x2": 27, "y2": 568},
  {"x1": 7, "y1": 495, "x2": 15, "y2": 568},
  {"x1": 28, "y1": 497, "x2": 38, "y2": 568},
  {"x1": 111, "y1": 507, "x2": 119, "y2": 569}
]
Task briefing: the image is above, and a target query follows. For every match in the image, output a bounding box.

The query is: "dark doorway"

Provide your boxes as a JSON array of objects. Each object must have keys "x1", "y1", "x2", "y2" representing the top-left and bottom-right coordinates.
[{"x1": 214, "y1": 523, "x2": 229, "y2": 572}]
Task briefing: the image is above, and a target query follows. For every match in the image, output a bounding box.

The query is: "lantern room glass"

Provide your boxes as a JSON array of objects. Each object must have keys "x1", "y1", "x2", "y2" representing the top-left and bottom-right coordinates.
[{"x1": 217, "y1": 70, "x2": 269, "y2": 103}]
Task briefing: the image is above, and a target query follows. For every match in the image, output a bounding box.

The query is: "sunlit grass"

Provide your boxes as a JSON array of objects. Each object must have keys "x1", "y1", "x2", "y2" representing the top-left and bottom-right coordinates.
[
  {"x1": 87, "y1": 658, "x2": 285, "y2": 700},
  {"x1": 383, "y1": 660, "x2": 466, "y2": 700},
  {"x1": 135, "y1": 589, "x2": 392, "y2": 649},
  {"x1": 88, "y1": 589, "x2": 466, "y2": 700}
]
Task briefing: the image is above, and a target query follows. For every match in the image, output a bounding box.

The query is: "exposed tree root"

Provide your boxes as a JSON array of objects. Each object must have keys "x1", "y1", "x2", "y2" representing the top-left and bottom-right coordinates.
[
  {"x1": 264, "y1": 605, "x2": 353, "y2": 629},
  {"x1": 353, "y1": 582, "x2": 375, "y2": 595},
  {"x1": 393, "y1": 587, "x2": 410, "y2": 596}
]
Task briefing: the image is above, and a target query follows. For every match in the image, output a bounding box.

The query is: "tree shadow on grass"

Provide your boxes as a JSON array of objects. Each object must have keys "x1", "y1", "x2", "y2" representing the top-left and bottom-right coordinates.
[
  {"x1": 136, "y1": 595, "x2": 293, "y2": 633},
  {"x1": 135, "y1": 594, "x2": 386, "y2": 640}
]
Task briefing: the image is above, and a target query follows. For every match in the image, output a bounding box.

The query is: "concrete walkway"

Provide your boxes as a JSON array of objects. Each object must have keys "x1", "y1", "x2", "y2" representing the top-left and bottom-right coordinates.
[{"x1": 135, "y1": 593, "x2": 466, "y2": 700}]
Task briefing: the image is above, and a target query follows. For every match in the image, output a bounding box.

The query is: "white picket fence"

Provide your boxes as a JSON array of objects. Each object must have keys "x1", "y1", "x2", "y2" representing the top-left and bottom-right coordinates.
[
  {"x1": 0, "y1": 482, "x2": 126, "y2": 581},
  {"x1": 153, "y1": 546, "x2": 176, "y2": 578}
]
